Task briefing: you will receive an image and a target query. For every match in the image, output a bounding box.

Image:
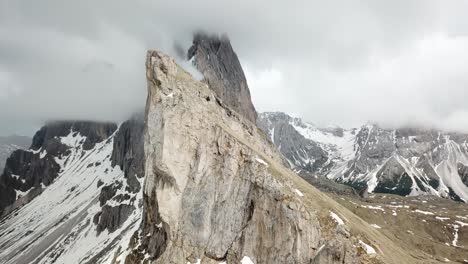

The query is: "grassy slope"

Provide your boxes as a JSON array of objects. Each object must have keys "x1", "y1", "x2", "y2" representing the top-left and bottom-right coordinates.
[{"x1": 219, "y1": 121, "x2": 437, "y2": 264}]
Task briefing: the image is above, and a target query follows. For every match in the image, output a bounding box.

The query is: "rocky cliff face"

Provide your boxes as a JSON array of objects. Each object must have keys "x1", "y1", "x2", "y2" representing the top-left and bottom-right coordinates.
[
  {"x1": 259, "y1": 112, "x2": 468, "y2": 202},
  {"x1": 110, "y1": 113, "x2": 145, "y2": 193},
  {"x1": 257, "y1": 112, "x2": 331, "y2": 173},
  {"x1": 122, "y1": 50, "x2": 421, "y2": 264},
  {"x1": 0, "y1": 118, "x2": 145, "y2": 263},
  {"x1": 0, "y1": 44, "x2": 453, "y2": 263},
  {"x1": 188, "y1": 33, "x2": 258, "y2": 123}
]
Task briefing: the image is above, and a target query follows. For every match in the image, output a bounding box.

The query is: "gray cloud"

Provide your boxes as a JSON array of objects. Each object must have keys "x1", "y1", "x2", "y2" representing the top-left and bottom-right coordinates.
[{"x1": 1, "y1": 0, "x2": 468, "y2": 135}]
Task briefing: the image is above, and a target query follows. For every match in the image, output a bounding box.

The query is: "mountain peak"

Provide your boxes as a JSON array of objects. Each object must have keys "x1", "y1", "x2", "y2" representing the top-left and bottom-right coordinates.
[{"x1": 187, "y1": 32, "x2": 258, "y2": 123}]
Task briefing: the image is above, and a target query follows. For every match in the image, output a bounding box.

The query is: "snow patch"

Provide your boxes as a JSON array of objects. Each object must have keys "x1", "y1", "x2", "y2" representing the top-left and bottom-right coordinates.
[
  {"x1": 241, "y1": 256, "x2": 255, "y2": 264},
  {"x1": 361, "y1": 205, "x2": 385, "y2": 211},
  {"x1": 359, "y1": 240, "x2": 376, "y2": 255},
  {"x1": 452, "y1": 225, "x2": 460, "y2": 247},
  {"x1": 40, "y1": 150, "x2": 47, "y2": 159},
  {"x1": 330, "y1": 211, "x2": 345, "y2": 225},
  {"x1": 255, "y1": 157, "x2": 268, "y2": 167},
  {"x1": 414, "y1": 210, "x2": 434, "y2": 215},
  {"x1": 15, "y1": 189, "x2": 30, "y2": 200},
  {"x1": 294, "y1": 189, "x2": 304, "y2": 197}
]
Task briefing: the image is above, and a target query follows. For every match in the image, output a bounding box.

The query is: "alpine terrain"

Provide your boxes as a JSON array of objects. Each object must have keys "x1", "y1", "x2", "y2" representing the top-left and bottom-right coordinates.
[
  {"x1": 0, "y1": 34, "x2": 466, "y2": 263},
  {"x1": 258, "y1": 112, "x2": 468, "y2": 202}
]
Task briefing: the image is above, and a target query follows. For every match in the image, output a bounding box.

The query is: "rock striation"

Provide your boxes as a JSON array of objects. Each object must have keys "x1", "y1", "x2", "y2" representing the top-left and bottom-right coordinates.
[{"x1": 188, "y1": 33, "x2": 258, "y2": 124}]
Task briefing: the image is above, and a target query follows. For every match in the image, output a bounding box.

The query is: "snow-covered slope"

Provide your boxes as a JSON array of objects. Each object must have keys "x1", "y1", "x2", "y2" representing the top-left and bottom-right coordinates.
[
  {"x1": 258, "y1": 112, "x2": 468, "y2": 202},
  {"x1": 0, "y1": 120, "x2": 144, "y2": 263}
]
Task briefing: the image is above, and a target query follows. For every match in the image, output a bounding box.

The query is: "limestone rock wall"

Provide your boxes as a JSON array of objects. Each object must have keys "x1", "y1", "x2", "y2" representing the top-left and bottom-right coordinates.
[{"x1": 127, "y1": 50, "x2": 363, "y2": 264}]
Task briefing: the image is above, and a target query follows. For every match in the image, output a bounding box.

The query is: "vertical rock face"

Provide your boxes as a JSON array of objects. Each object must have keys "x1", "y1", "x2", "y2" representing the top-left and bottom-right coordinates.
[
  {"x1": 188, "y1": 33, "x2": 258, "y2": 123},
  {"x1": 110, "y1": 113, "x2": 145, "y2": 192},
  {"x1": 123, "y1": 50, "x2": 390, "y2": 264},
  {"x1": 458, "y1": 163, "x2": 468, "y2": 186}
]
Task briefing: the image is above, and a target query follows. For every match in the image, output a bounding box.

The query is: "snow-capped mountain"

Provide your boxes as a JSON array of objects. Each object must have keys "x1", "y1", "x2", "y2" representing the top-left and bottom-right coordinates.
[
  {"x1": 258, "y1": 112, "x2": 468, "y2": 202},
  {"x1": 1, "y1": 38, "x2": 467, "y2": 263},
  {"x1": 0, "y1": 135, "x2": 31, "y2": 172},
  {"x1": 0, "y1": 116, "x2": 144, "y2": 263}
]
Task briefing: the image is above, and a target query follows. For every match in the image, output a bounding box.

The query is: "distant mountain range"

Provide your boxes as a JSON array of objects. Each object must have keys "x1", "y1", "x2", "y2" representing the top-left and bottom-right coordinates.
[
  {"x1": 0, "y1": 135, "x2": 31, "y2": 172},
  {"x1": 258, "y1": 112, "x2": 468, "y2": 202},
  {"x1": 1, "y1": 34, "x2": 466, "y2": 263}
]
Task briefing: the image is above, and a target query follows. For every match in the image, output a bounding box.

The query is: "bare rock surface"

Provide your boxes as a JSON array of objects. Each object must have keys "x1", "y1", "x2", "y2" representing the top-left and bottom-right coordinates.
[
  {"x1": 110, "y1": 113, "x2": 145, "y2": 193},
  {"x1": 188, "y1": 33, "x2": 257, "y2": 124},
  {"x1": 124, "y1": 50, "x2": 425, "y2": 264}
]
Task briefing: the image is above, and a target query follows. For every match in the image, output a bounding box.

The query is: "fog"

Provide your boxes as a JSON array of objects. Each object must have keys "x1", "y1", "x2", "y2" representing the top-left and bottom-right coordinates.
[{"x1": 1, "y1": 0, "x2": 468, "y2": 135}]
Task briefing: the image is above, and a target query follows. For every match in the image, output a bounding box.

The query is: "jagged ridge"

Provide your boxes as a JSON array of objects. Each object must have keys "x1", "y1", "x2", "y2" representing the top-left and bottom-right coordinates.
[{"x1": 258, "y1": 112, "x2": 468, "y2": 202}]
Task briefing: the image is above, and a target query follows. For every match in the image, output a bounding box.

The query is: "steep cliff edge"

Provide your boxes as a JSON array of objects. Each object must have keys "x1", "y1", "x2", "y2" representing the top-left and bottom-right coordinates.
[
  {"x1": 123, "y1": 50, "x2": 426, "y2": 264},
  {"x1": 188, "y1": 33, "x2": 257, "y2": 124}
]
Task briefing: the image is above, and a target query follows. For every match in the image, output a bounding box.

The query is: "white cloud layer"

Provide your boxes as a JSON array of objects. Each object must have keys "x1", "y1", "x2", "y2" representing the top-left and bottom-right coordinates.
[{"x1": 1, "y1": 0, "x2": 468, "y2": 135}]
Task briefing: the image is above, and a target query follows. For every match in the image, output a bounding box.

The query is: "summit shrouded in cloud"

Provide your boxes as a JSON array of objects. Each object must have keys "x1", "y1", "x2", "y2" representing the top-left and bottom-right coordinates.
[{"x1": 2, "y1": 0, "x2": 468, "y2": 135}]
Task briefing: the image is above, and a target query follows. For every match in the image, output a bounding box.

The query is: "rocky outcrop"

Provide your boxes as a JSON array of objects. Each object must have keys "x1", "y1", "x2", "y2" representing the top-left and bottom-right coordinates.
[
  {"x1": 122, "y1": 50, "x2": 391, "y2": 264},
  {"x1": 94, "y1": 115, "x2": 145, "y2": 234},
  {"x1": 458, "y1": 163, "x2": 468, "y2": 187},
  {"x1": 110, "y1": 113, "x2": 145, "y2": 193},
  {"x1": 188, "y1": 33, "x2": 257, "y2": 123},
  {"x1": 0, "y1": 149, "x2": 61, "y2": 216},
  {"x1": 94, "y1": 204, "x2": 135, "y2": 234}
]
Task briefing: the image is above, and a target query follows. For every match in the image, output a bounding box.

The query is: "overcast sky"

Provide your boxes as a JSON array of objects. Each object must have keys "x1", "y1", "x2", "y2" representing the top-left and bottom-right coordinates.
[{"x1": 1, "y1": 0, "x2": 468, "y2": 136}]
